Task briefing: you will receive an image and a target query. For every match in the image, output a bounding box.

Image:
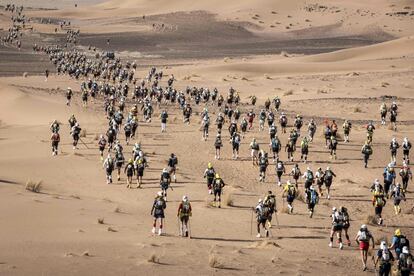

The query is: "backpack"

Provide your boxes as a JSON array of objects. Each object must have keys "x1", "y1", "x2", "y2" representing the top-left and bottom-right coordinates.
[
  {"x1": 271, "y1": 139, "x2": 280, "y2": 150},
  {"x1": 310, "y1": 190, "x2": 319, "y2": 204},
  {"x1": 359, "y1": 230, "x2": 368, "y2": 242},
  {"x1": 181, "y1": 202, "x2": 190, "y2": 214},
  {"x1": 325, "y1": 170, "x2": 333, "y2": 181},
  {"x1": 266, "y1": 196, "x2": 276, "y2": 209},
  {"x1": 363, "y1": 146, "x2": 373, "y2": 155},
  {"x1": 399, "y1": 254, "x2": 413, "y2": 270},
  {"x1": 154, "y1": 198, "x2": 165, "y2": 210},
  {"x1": 382, "y1": 249, "x2": 390, "y2": 262},
  {"x1": 288, "y1": 186, "x2": 296, "y2": 197},
  {"x1": 307, "y1": 171, "x2": 314, "y2": 182},
  {"x1": 398, "y1": 236, "x2": 409, "y2": 250},
  {"x1": 251, "y1": 142, "x2": 259, "y2": 150},
  {"x1": 213, "y1": 179, "x2": 222, "y2": 190},
  {"x1": 376, "y1": 196, "x2": 385, "y2": 207}
]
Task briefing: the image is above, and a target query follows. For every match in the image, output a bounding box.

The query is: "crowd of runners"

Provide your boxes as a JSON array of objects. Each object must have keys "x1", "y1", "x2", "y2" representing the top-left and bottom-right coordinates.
[{"x1": 3, "y1": 3, "x2": 412, "y2": 274}]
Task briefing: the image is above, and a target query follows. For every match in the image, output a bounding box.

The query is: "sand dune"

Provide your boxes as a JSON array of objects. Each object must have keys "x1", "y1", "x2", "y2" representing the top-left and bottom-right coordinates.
[{"x1": 0, "y1": 0, "x2": 413, "y2": 275}]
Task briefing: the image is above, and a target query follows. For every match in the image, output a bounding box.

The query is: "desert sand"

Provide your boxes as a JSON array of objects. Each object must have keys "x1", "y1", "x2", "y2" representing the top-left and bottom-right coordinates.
[{"x1": 0, "y1": 0, "x2": 413, "y2": 275}]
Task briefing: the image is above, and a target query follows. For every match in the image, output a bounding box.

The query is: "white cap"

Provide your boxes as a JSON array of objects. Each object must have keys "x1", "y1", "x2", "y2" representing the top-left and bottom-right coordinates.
[
  {"x1": 380, "y1": 241, "x2": 387, "y2": 250},
  {"x1": 361, "y1": 224, "x2": 367, "y2": 230},
  {"x1": 182, "y1": 195, "x2": 188, "y2": 201}
]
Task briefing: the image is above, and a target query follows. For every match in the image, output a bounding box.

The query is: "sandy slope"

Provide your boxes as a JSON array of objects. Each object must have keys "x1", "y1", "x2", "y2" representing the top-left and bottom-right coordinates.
[{"x1": 0, "y1": 0, "x2": 413, "y2": 275}]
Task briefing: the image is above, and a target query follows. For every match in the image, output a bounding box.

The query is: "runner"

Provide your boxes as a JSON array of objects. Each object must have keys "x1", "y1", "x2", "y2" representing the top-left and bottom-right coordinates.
[
  {"x1": 160, "y1": 168, "x2": 172, "y2": 200},
  {"x1": 390, "y1": 229, "x2": 411, "y2": 260},
  {"x1": 329, "y1": 207, "x2": 344, "y2": 250},
  {"x1": 263, "y1": 191, "x2": 276, "y2": 228},
  {"x1": 361, "y1": 142, "x2": 373, "y2": 168},
  {"x1": 372, "y1": 186, "x2": 386, "y2": 225},
  {"x1": 390, "y1": 182, "x2": 406, "y2": 215},
  {"x1": 250, "y1": 138, "x2": 260, "y2": 166},
  {"x1": 124, "y1": 159, "x2": 135, "y2": 188},
  {"x1": 168, "y1": 153, "x2": 178, "y2": 183},
  {"x1": 399, "y1": 164, "x2": 412, "y2": 191},
  {"x1": 323, "y1": 167, "x2": 336, "y2": 200},
  {"x1": 259, "y1": 150, "x2": 269, "y2": 182},
  {"x1": 51, "y1": 131, "x2": 60, "y2": 156},
  {"x1": 355, "y1": 224, "x2": 375, "y2": 271},
  {"x1": 269, "y1": 135, "x2": 281, "y2": 162},
  {"x1": 300, "y1": 136, "x2": 309, "y2": 163},
  {"x1": 231, "y1": 132, "x2": 241, "y2": 160},
  {"x1": 255, "y1": 199, "x2": 270, "y2": 238},
  {"x1": 342, "y1": 120, "x2": 352, "y2": 143},
  {"x1": 98, "y1": 134, "x2": 107, "y2": 161},
  {"x1": 282, "y1": 180, "x2": 296, "y2": 214},
  {"x1": 276, "y1": 160, "x2": 286, "y2": 186},
  {"x1": 290, "y1": 163, "x2": 302, "y2": 188},
  {"x1": 402, "y1": 137, "x2": 411, "y2": 165},
  {"x1": 374, "y1": 241, "x2": 394, "y2": 276},
  {"x1": 203, "y1": 163, "x2": 216, "y2": 194},
  {"x1": 177, "y1": 195, "x2": 192, "y2": 237},
  {"x1": 151, "y1": 191, "x2": 167, "y2": 236},
  {"x1": 397, "y1": 247, "x2": 412, "y2": 276},
  {"x1": 103, "y1": 154, "x2": 114, "y2": 184},
  {"x1": 305, "y1": 186, "x2": 319, "y2": 218},
  {"x1": 212, "y1": 173, "x2": 225, "y2": 208},
  {"x1": 214, "y1": 134, "x2": 223, "y2": 160}
]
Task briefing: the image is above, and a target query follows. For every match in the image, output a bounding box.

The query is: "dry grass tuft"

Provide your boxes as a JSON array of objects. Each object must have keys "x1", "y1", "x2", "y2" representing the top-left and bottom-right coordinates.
[
  {"x1": 97, "y1": 218, "x2": 105, "y2": 224},
  {"x1": 70, "y1": 194, "x2": 81, "y2": 199},
  {"x1": 353, "y1": 107, "x2": 362, "y2": 113},
  {"x1": 25, "y1": 179, "x2": 42, "y2": 193},
  {"x1": 364, "y1": 215, "x2": 377, "y2": 226},
  {"x1": 82, "y1": 251, "x2": 90, "y2": 257},
  {"x1": 80, "y1": 129, "x2": 87, "y2": 138},
  {"x1": 208, "y1": 253, "x2": 223, "y2": 269},
  {"x1": 113, "y1": 206, "x2": 121, "y2": 213},
  {"x1": 147, "y1": 253, "x2": 160, "y2": 264},
  {"x1": 107, "y1": 227, "x2": 117, "y2": 232},
  {"x1": 283, "y1": 90, "x2": 294, "y2": 96}
]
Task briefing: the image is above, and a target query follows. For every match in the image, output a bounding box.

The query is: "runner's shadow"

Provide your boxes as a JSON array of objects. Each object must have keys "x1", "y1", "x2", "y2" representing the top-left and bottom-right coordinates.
[{"x1": 190, "y1": 236, "x2": 256, "y2": 243}]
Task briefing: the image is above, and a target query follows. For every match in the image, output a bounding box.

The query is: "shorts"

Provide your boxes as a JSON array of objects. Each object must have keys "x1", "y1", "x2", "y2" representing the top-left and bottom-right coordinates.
[
  {"x1": 137, "y1": 168, "x2": 144, "y2": 177},
  {"x1": 127, "y1": 172, "x2": 134, "y2": 177},
  {"x1": 251, "y1": 149, "x2": 258, "y2": 157},
  {"x1": 260, "y1": 166, "x2": 267, "y2": 173},
  {"x1": 214, "y1": 189, "x2": 222, "y2": 197},
  {"x1": 233, "y1": 144, "x2": 239, "y2": 151},
  {"x1": 359, "y1": 241, "x2": 369, "y2": 250},
  {"x1": 180, "y1": 216, "x2": 189, "y2": 223},
  {"x1": 287, "y1": 195, "x2": 295, "y2": 203},
  {"x1": 153, "y1": 213, "x2": 165, "y2": 219},
  {"x1": 375, "y1": 206, "x2": 383, "y2": 215},
  {"x1": 301, "y1": 148, "x2": 308, "y2": 155},
  {"x1": 332, "y1": 225, "x2": 342, "y2": 232},
  {"x1": 207, "y1": 178, "x2": 214, "y2": 185}
]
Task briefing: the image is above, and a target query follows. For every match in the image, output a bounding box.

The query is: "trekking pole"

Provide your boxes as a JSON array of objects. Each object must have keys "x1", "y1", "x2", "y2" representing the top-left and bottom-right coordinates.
[
  {"x1": 274, "y1": 212, "x2": 280, "y2": 228},
  {"x1": 250, "y1": 208, "x2": 253, "y2": 236},
  {"x1": 188, "y1": 219, "x2": 192, "y2": 239}
]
